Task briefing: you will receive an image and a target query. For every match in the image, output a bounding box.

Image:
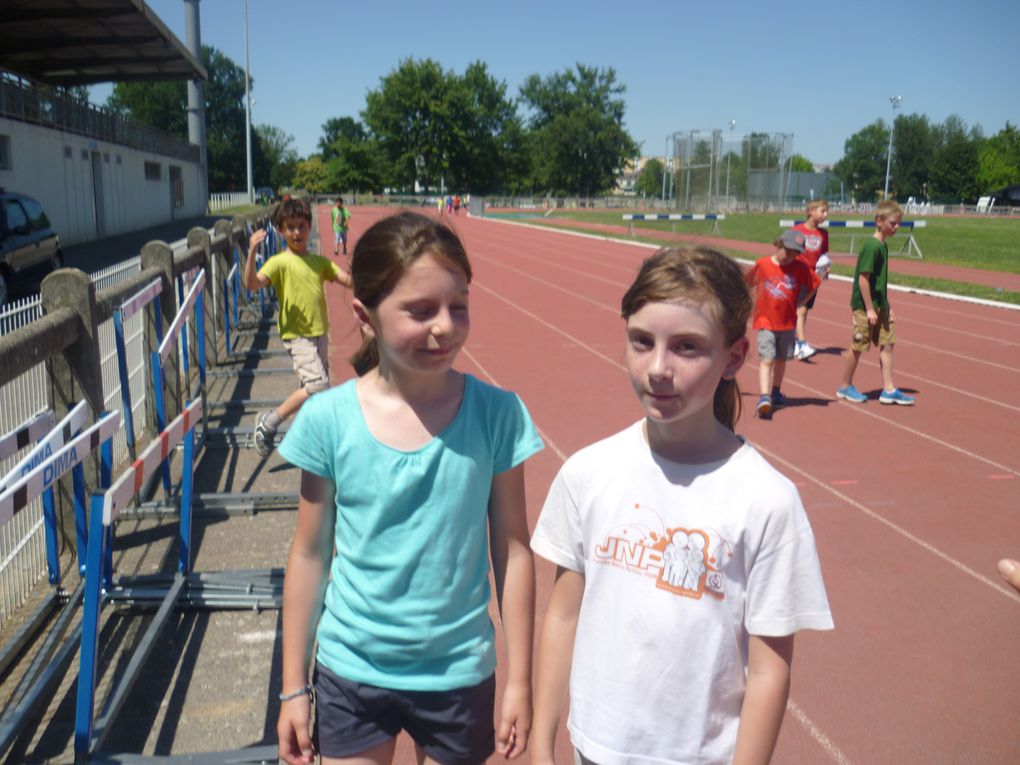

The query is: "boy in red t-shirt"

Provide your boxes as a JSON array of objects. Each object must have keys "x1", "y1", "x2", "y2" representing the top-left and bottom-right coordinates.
[
  {"x1": 744, "y1": 229, "x2": 822, "y2": 419},
  {"x1": 793, "y1": 199, "x2": 831, "y2": 360}
]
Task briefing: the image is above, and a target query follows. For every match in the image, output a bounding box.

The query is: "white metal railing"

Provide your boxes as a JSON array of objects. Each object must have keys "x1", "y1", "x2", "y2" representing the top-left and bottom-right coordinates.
[
  {"x1": 0, "y1": 249, "x2": 184, "y2": 629},
  {"x1": 208, "y1": 191, "x2": 251, "y2": 213}
]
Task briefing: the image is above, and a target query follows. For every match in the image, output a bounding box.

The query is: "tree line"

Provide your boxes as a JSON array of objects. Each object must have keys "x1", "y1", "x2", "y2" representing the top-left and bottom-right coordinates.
[
  {"x1": 833, "y1": 116, "x2": 1019, "y2": 203},
  {"x1": 106, "y1": 47, "x2": 1018, "y2": 202}
]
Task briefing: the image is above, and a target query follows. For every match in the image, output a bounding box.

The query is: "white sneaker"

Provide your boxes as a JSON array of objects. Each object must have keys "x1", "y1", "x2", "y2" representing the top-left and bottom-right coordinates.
[
  {"x1": 799, "y1": 342, "x2": 817, "y2": 360},
  {"x1": 793, "y1": 341, "x2": 805, "y2": 360}
]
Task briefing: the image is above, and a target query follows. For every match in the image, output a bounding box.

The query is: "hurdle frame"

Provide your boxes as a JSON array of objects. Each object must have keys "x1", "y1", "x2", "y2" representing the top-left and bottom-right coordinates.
[{"x1": 779, "y1": 219, "x2": 927, "y2": 259}]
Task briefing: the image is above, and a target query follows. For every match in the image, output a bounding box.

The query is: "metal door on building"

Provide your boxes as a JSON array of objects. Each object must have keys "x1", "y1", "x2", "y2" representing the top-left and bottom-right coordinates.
[
  {"x1": 90, "y1": 150, "x2": 105, "y2": 238},
  {"x1": 170, "y1": 165, "x2": 184, "y2": 219}
]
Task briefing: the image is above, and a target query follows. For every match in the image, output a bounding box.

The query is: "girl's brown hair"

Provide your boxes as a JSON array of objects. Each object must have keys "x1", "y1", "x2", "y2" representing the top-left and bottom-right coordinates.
[
  {"x1": 349, "y1": 212, "x2": 472, "y2": 375},
  {"x1": 620, "y1": 246, "x2": 752, "y2": 430}
]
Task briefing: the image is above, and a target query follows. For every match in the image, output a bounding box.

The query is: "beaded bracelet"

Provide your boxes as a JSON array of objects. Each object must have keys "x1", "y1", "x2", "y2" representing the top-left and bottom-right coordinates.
[{"x1": 278, "y1": 684, "x2": 312, "y2": 702}]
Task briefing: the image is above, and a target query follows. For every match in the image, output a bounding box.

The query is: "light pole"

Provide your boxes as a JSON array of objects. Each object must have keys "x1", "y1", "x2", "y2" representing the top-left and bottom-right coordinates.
[
  {"x1": 243, "y1": 0, "x2": 253, "y2": 203},
  {"x1": 725, "y1": 119, "x2": 736, "y2": 203},
  {"x1": 883, "y1": 95, "x2": 902, "y2": 199}
]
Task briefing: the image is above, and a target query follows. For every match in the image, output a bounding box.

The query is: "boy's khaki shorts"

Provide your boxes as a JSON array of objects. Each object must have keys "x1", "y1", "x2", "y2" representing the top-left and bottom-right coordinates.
[
  {"x1": 850, "y1": 308, "x2": 895, "y2": 352},
  {"x1": 283, "y1": 335, "x2": 329, "y2": 393}
]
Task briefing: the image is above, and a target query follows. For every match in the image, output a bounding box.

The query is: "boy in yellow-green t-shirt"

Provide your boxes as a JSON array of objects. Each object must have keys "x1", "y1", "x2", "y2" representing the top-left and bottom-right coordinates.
[{"x1": 244, "y1": 197, "x2": 352, "y2": 456}]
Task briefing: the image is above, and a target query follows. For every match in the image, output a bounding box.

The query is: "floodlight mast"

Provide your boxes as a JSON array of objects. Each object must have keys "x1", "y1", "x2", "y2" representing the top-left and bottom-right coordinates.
[
  {"x1": 244, "y1": 0, "x2": 253, "y2": 203},
  {"x1": 883, "y1": 95, "x2": 903, "y2": 199}
]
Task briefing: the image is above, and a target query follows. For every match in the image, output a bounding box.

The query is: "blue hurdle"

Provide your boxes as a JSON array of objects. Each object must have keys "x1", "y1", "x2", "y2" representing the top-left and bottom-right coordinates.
[
  {"x1": 112, "y1": 277, "x2": 163, "y2": 458},
  {"x1": 151, "y1": 269, "x2": 207, "y2": 493},
  {"x1": 0, "y1": 409, "x2": 120, "y2": 757},
  {"x1": 779, "y1": 219, "x2": 926, "y2": 259},
  {"x1": 74, "y1": 400, "x2": 200, "y2": 759},
  {"x1": 623, "y1": 213, "x2": 726, "y2": 236}
]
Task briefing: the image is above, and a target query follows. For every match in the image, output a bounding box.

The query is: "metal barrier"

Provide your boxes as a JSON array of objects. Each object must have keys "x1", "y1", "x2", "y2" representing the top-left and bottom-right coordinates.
[{"x1": 0, "y1": 409, "x2": 120, "y2": 756}]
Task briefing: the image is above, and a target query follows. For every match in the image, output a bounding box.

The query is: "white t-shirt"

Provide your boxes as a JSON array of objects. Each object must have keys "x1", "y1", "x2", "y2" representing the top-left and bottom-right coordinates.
[{"x1": 531, "y1": 421, "x2": 833, "y2": 765}]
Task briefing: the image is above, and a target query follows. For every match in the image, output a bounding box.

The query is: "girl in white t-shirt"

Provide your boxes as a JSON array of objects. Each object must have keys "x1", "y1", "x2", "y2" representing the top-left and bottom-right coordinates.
[{"x1": 531, "y1": 247, "x2": 833, "y2": 765}]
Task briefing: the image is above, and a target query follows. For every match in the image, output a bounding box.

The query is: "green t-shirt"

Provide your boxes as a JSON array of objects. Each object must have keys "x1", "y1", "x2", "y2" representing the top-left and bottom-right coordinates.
[
  {"x1": 331, "y1": 205, "x2": 351, "y2": 232},
  {"x1": 258, "y1": 250, "x2": 341, "y2": 340},
  {"x1": 850, "y1": 236, "x2": 889, "y2": 311}
]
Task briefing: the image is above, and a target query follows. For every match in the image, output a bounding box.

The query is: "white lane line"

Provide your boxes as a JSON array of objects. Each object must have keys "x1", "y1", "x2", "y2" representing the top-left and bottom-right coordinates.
[
  {"x1": 787, "y1": 699, "x2": 855, "y2": 765},
  {"x1": 756, "y1": 444, "x2": 1020, "y2": 603},
  {"x1": 745, "y1": 361, "x2": 1020, "y2": 475}
]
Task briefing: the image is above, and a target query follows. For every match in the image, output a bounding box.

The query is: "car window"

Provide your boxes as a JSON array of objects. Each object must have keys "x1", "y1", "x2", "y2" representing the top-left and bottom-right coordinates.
[
  {"x1": 21, "y1": 197, "x2": 49, "y2": 230},
  {"x1": 4, "y1": 200, "x2": 28, "y2": 233}
]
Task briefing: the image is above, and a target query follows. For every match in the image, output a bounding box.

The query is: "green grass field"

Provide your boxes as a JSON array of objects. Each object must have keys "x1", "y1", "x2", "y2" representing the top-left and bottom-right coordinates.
[
  {"x1": 517, "y1": 209, "x2": 1020, "y2": 305},
  {"x1": 539, "y1": 210, "x2": 1020, "y2": 273}
]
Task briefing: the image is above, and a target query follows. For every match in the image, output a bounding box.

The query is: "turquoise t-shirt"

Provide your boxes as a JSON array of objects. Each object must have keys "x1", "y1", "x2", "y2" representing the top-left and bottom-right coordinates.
[{"x1": 278, "y1": 374, "x2": 544, "y2": 690}]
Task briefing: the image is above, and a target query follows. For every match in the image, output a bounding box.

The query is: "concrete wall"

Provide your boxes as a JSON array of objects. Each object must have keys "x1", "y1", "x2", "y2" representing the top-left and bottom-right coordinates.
[{"x1": 0, "y1": 118, "x2": 205, "y2": 246}]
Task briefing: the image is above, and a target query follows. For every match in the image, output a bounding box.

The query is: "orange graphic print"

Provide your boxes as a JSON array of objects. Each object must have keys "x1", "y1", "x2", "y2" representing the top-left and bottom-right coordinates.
[{"x1": 593, "y1": 503, "x2": 732, "y2": 600}]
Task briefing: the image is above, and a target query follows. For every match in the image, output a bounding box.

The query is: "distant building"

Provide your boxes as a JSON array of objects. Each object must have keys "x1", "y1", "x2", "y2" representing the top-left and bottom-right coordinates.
[{"x1": 0, "y1": 70, "x2": 206, "y2": 247}]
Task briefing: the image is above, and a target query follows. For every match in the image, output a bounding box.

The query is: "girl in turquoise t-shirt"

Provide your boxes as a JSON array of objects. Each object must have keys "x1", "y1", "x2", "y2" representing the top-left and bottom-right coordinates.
[{"x1": 276, "y1": 211, "x2": 543, "y2": 765}]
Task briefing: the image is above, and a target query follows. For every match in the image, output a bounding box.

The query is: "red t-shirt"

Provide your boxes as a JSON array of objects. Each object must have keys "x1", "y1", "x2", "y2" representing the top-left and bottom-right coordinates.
[
  {"x1": 745, "y1": 256, "x2": 822, "y2": 331},
  {"x1": 793, "y1": 223, "x2": 829, "y2": 270}
]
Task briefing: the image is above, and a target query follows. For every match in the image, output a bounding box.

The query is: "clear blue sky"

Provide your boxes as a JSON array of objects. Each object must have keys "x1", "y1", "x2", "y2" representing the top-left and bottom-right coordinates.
[{"x1": 97, "y1": 0, "x2": 1019, "y2": 168}]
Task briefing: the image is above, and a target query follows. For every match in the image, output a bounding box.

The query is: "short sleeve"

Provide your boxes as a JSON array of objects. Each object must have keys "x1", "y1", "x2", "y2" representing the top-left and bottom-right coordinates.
[
  {"x1": 278, "y1": 393, "x2": 334, "y2": 480},
  {"x1": 258, "y1": 255, "x2": 279, "y2": 287},
  {"x1": 531, "y1": 464, "x2": 585, "y2": 573},
  {"x1": 488, "y1": 386, "x2": 543, "y2": 475},
  {"x1": 744, "y1": 496, "x2": 834, "y2": 637}
]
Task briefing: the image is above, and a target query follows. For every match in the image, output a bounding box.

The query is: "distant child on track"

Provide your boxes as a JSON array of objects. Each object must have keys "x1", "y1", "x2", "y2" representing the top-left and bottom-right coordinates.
[
  {"x1": 836, "y1": 200, "x2": 915, "y2": 405},
  {"x1": 275, "y1": 211, "x2": 543, "y2": 765},
  {"x1": 793, "y1": 199, "x2": 832, "y2": 360},
  {"x1": 530, "y1": 246, "x2": 833, "y2": 765},
  {"x1": 744, "y1": 229, "x2": 821, "y2": 419},
  {"x1": 244, "y1": 197, "x2": 352, "y2": 457},
  {"x1": 331, "y1": 197, "x2": 351, "y2": 256}
]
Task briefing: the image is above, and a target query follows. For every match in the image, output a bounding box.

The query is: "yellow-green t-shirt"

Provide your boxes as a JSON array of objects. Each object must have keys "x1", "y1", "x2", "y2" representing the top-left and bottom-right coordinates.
[{"x1": 258, "y1": 250, "x2": 341, "y2": 340}]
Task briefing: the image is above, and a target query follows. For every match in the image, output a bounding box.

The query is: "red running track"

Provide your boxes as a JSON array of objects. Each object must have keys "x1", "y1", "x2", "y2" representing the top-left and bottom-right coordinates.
[{"x1": 315, "y1": 206, "x2": 1020, "y2": 765}]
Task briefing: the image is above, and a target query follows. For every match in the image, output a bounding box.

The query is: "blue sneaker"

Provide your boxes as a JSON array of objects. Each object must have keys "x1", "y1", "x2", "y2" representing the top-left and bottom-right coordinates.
[
  {"x1": 771, "y1": 389, "x2": 787, "y2": 408},
  {"x1": 879, "y1": 388, "x2": 915, "y2": 406},
  {"x1": 836, "y1": 385, "x2": 867, "y2": 403},
  {"x1": 756, "y1": 395, "x2": 773, "y2": 419}
]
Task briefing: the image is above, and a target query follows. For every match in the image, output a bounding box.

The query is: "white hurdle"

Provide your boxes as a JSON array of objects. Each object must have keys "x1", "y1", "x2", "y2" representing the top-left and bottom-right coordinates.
[
  {"x1": 779, "y1": 219, "x2": 927, "y2": 259},
  {"x1": 623, "y1": 213, "x2": 726, "y2": 236}
]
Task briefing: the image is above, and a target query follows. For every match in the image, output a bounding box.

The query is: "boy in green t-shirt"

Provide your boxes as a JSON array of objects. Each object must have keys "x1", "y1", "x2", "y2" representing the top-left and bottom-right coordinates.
[
  {"x1": 330, "y1": 197, "x2": 351, "y2": 256},
  {"x1": 244, "y1": 198, "x2": 352, "y2": 455},
  {"x1": 836, "y1": 200, "x2": 915, "y2": 406}
]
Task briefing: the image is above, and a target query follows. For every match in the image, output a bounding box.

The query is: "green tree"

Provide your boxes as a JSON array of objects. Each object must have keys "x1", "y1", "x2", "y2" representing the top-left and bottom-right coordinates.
[
  {"x1": 833, "y1": 121, "x2": 889, "y2": 202},
  {"x1": 976, "y1": 123, "x2": 1020, "y2": 192},
  {"x1": 255, "y1": 124, "x2": 298, "y2": 191},
  {"x1": 789, "y1": 154, "x2": 814, "y2": 172},
  {"x1": 635, "y1": 158, "x2": 664, "y2": 197},
  {"x1": 361, "y1": 58, "x2": 523, "y2": 194},
  {"x1": 107, "y1": 45, "x2": 266, "y2": 191},
  {"x1": 363, "y1": 58, "x2": 458, "y2": 192},
  {"x1": 519, "y1": 64, "x2": 638, "y2": 196},
  {"x1": 291, "y1": 155, "x2": 329, "y2": 193},
  {"x1": 890, "y1": 113, "x2": 935, "y2": 199},
  {"x1": 317, "y1": 117, "x2": 386, "y2": 193},
  {"x1": 929, "y1": 115, "x2": 980, "y2": 202}
]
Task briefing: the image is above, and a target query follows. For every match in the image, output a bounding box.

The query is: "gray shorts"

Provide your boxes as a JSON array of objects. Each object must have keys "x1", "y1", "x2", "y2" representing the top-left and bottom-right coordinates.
[
  {"x1": 283, "y1": 335, "x2": 329, "y2": 394},
  {"x1": 757, "y1": 328, "x2": 796, "y2": 361},
  {"x1": 313, "y1": 662, "x2": 496, "y2": 765}
]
